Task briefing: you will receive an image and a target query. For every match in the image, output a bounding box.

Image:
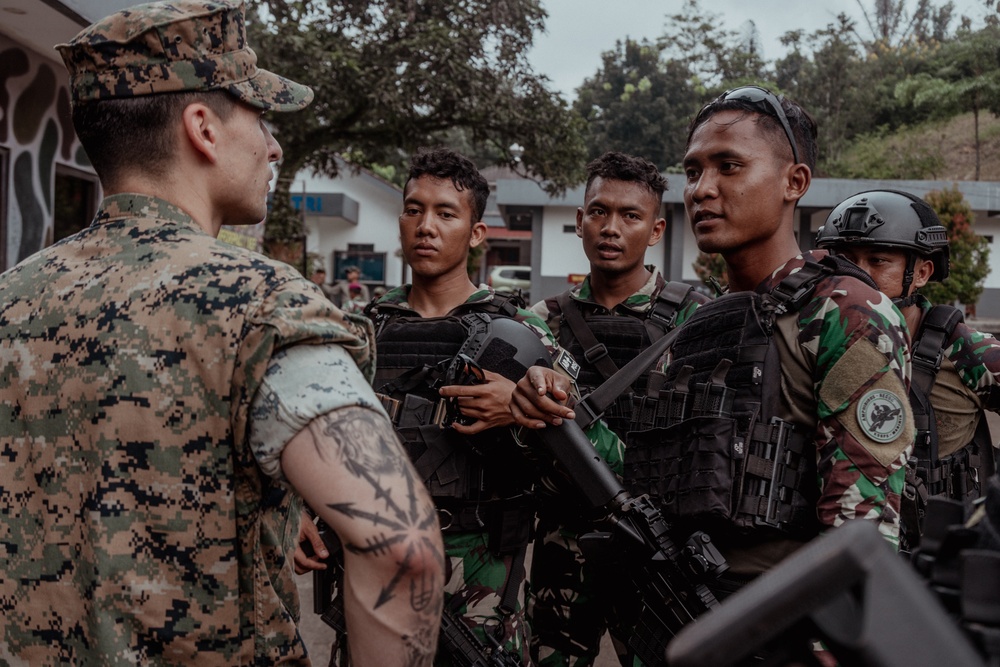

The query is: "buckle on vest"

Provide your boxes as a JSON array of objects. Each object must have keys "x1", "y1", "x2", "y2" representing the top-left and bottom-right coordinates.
[
  {"x1": 584, "y1": 343, "x2": 609, "y2": 363},
  {"x1": 749, "y1": 418, "x2": 800, "y2": 529},
  {"x1": 377, "y1": 393, "x2": 402, "y2": 424},
  {"x1": 381, "y1": 393, "x2": 451, "y2": 428}
]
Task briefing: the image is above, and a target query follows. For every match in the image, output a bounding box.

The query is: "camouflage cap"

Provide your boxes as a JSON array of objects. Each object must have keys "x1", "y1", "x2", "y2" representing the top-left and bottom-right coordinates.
[{"x1": 55, "y1": 0, "x2": 313, "y2": 111}]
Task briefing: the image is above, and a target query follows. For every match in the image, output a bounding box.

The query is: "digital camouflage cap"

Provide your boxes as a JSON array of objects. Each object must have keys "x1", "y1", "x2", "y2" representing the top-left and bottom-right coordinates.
[{"x1": 56, "y1": 0, "x2": 313, "y2": 111}]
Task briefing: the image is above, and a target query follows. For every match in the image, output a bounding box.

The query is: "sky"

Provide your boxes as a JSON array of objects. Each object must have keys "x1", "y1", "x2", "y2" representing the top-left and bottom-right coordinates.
[{"x1": 529, "y1": 0, "x2": 992, "y2": 101}]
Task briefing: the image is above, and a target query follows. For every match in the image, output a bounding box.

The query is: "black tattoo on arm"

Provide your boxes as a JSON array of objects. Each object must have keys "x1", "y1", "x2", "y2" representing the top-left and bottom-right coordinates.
[{"x1": 306, "y1": 406, "x2": 443, "y2": 618}]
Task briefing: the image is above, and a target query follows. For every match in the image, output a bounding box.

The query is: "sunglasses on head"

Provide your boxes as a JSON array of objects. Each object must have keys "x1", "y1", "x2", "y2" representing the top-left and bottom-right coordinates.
[{"x1": 700, "y1": 86, "x2": 801, "y2": 165}]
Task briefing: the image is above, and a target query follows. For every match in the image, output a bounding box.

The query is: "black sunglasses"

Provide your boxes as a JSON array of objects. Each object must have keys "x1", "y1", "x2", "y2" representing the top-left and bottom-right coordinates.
[{"x1": 700, "y1": 86, "x2": 801, "y2": 165}]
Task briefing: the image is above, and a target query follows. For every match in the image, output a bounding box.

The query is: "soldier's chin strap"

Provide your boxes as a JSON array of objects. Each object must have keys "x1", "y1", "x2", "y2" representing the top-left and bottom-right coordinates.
[{"x1": 892, "y1": 252, "x2": 919, "y2": 309}]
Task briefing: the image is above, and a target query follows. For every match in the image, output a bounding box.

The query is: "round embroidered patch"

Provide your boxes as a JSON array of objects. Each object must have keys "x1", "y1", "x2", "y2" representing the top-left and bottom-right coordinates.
[{"x1": 857, "y1": 389, "x2": 906, "y2": 443}]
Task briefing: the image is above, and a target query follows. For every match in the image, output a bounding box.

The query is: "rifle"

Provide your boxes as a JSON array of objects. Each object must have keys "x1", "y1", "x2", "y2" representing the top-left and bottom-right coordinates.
[
  {"x1": 531, "y1": 416, "x2": 727, "y2": 667},
  {"x1": 308, "y1": 506, "x2": 523, "y2": 667},
  {"x1": 666, "y1": 519, "x2": 987, "y2": 667}
]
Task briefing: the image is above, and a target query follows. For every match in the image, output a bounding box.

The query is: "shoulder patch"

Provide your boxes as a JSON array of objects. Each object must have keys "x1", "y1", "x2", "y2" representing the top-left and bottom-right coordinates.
[
  {"x1": 555, "y1": 348, "x2": 580, "y2": 380},
  {"x1": 857, "y1": 389, "x2": 906, "y2": 443}
]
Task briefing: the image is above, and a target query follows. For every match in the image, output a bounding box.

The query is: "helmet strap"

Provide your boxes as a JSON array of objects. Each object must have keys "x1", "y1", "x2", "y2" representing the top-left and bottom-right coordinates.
[{"x1": 895, "y1": 253, "x2": 918, "y2": 308}]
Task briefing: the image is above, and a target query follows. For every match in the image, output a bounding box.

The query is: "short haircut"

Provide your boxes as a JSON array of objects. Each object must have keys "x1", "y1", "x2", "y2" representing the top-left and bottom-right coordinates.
[
  {"x1": 72, "y1": 90, "x2": 236, "y2": 185},
  {"x1": 686, "y1": 91, "x2": 818, "y2": 172},
  {"x1": 584, "y1": 151, "x2": 668, "y2": 206},
  {"x1": 405, "y1": 148, "x2": 489, "y2": 222}
]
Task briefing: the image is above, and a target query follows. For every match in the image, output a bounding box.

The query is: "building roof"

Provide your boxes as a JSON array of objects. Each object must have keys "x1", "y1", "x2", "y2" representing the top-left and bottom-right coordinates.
[{"x1": 0, "y1": 0, "x2": 138, "y2": 61}]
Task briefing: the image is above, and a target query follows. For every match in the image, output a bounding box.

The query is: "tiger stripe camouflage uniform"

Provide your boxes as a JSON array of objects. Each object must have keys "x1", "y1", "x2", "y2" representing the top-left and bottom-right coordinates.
[
  {"x1": 0, "y1": 194, "x2": 377, "y2": 664},
  {"x1": 527, "y1": 268, "x2": 705, "y2": 666},
  {"x1": 663, "y1": 250, "x2": 913, "y2": 578},
  {"x1": 326, "y1": 284, "x2": 622, "y2": 666}
]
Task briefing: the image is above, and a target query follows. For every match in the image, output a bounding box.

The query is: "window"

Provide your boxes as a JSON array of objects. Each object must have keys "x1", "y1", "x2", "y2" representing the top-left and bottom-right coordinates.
[
  {"x1": 53, "y1": 165, "x2": 98, "y2": 244},
  {"x1": 333, "y1": 249, "x2": 386, "y2": 283}
]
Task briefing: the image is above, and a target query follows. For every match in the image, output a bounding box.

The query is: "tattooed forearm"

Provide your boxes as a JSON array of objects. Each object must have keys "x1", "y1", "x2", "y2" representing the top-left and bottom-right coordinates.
[
  {"x1": 404, "y1": 625, "x2": 438, "y2": 667},
  {"x1": 307, "y1": 405, "x2": 444, "y2": 616},
  {"x1": 282, "y1": 406, "x2": 444, "y2": 666}
]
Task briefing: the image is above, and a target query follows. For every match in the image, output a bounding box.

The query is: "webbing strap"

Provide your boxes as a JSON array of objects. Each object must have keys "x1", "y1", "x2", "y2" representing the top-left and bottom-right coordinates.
[
  {"x1": 645, "y1": 281, "x2": 694, "y2": 341},
  {"x1": 910, "y1": 305, "x2": 963, "y2": 399},
  {"x1": 556, "y1": 292, "x2": 620, "y2": 382},
  {"x1": 574, "y1": 324, "x2": 684, "y2": 429}
]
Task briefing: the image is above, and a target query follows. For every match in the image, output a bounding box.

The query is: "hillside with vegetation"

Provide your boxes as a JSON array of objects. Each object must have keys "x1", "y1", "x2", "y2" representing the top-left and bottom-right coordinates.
[{"x1": 829, "y1": 111, "x2": 1000, "y2": 181}]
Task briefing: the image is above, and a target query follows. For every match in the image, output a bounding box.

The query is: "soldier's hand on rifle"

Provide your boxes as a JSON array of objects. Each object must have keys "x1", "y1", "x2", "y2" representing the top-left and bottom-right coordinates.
[
  {"x1": 439, "y1": 370, "x2": 517, "y2": 434},
  {"x1": 510, "y1": 366, "x2": 575, "y2": 428},
  {"x1": 294, "y1": 509, "x2": 330, "y2": 575}
]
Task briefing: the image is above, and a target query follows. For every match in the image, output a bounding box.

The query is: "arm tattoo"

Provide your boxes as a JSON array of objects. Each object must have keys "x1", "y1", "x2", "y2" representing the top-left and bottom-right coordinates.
[{"x1": 307, "y1": 406, "x2": 442, "y2": 618}]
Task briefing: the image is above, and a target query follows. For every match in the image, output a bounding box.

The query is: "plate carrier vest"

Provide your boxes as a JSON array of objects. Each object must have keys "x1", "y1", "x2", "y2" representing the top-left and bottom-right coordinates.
[
  {"x1": 546, "y1": 281, "x2": 695, "y2": 436},
  {"x1": 625, "y1": 256, "x2": 876, "y2": 540},
  {"x1": 902, "y1": 304, "x2": 997, "y2": 550},
  {"x1": 367, "y1": 293, "x2": 535, "y2": 554}
]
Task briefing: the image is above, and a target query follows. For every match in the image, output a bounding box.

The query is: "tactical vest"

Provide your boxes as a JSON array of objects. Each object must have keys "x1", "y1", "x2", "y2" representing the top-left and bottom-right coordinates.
[
  {"x1": 625, "y1": 256, "x2": 872, "y2": 541},
  {"x1": 901, "y1": 304, "x2": 997, "y2": 551},
  {"x1": 368, "y1": 294, "x2": 534, "y2": 552},
  {"x1": 547, "y1": 281, "x2": 695, "y2": 436}
]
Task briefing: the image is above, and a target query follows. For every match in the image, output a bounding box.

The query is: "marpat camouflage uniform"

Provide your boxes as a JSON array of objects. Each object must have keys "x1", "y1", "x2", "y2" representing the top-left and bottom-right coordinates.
[
  {"x1": 0, "y1": 194, "x2": 375, "y2": 665},
  {"x1": 56, "y1": 0, "x2": 312, "y2": 111},
  {"x1": 527, "y1": 269, "x2": 706, "y2": 666}
]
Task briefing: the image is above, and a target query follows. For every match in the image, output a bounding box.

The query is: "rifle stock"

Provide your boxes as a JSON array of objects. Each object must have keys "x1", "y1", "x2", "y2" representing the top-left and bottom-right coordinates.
[{"x1": 535, "y1": 418, "x2": 727, "y2": 666}]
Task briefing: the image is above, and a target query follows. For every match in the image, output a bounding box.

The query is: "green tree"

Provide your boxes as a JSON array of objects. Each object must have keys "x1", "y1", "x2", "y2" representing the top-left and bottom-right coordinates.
[
  {"x1": 692, "y1": 251, "x2": 728, "y2": 291},
  {"x1": 824, "y1": 123, "x2": 946, "y2": 179},
  {"x1": 920, "y1": 185, "x2": 991, "y2": 307},
  {"x1": 247, "y1": 0, "x2": 586, "y2": 251},
  {"x1": 574, "y1": 39, "x2": 697, "y2": 171},
  {"x1": 894, "y1": 25, "x2": 1000, "y2": 180},
  {"x1": 657, "y1": 0, "x2": 765, "y2": 89}
]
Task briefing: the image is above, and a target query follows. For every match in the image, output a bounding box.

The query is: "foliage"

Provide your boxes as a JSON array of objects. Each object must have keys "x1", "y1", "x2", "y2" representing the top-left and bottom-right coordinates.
[
  {"x1": 894, "y1": 24, "x2": 1000, "y2": 179},
  {"x1": 247, "y1": 0, "x2": 587, "y2": 249},
  {"x1": 824, "y1": 123, "x2": 946, "y2": 179},
  {"x1": 920, "y1": 185, "x2": 991, "y2": 306},
  {"x1": 573, "y1": 39, "x2": 697, "y2": 171},
  {"x1": 692, "y1": 251, "x2": 728, "y2": 291},
  {"x1": 468, "y1": 241, "x2": 487, "y2": 280},
  {"x1": 657, "y1": 0, "x2": 765, "y2": 89}
]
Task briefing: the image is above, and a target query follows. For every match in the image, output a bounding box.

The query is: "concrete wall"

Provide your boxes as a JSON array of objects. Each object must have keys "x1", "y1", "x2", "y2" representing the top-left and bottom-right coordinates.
[
  {"x1": 500, "y1": 176, "x2": 1000, "y2": 317},
  {"x1": 293, "y1": 167, "x2": 404, "y2": 287},
  {"x1": 0, "y1": 33, "x2": 95, "y2": 271}
]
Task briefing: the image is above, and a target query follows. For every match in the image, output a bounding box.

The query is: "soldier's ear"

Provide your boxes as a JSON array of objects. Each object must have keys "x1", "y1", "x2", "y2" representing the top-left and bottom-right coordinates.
[
  {"x1": 181, "y1": 102, "x2": 220, "y2": 164},
  {"x1": 912, "y1": 257, "x2": 935, "y2": 290},
  {"x1": 783, "y1": 162, "x2": 811, "y2": 204},
  {"x1": 470, "y1": 221, "x2": 488, "y2": 248}
]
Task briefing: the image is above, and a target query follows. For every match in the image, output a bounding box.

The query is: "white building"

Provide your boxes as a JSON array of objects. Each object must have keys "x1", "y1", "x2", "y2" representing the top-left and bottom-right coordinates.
[{"x1": 5, "y1": 1, "x2": 1000, "y2": 316}]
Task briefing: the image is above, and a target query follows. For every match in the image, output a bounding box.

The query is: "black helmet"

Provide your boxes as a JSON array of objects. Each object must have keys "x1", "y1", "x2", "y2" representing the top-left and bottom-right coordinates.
[{"x1": 816, "y1": 190, "x2": 950, "y2": 303}]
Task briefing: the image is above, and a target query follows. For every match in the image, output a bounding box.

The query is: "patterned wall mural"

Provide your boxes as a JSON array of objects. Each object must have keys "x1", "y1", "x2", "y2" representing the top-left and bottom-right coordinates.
[{"x1": 0, "y1": 34, "x2": 94, "y2": 270}]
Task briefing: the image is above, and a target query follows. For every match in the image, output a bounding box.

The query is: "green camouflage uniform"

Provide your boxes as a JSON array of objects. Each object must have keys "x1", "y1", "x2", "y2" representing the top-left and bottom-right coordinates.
[
  {"x1": 56, "y1": 1, "x2": 313, "y2": 112},
  {"x1": 325, "y1": 285, "x2": 620, "y2": 666},
  {"x1": 911, "y1": 295, "x2": 1000, "y2": 458},
  {"x1": 658, "y1": 251, "x2": 913, "y2": 577},
  {"x1": 0, "y1": 194, "x2": 377, "y2": 665},
  {"x1": 527, "y1": 269, "x2": 705, "y2": 666},
  {"x1": 769, "y1": 252, "x2": 911, "y2": 551}
]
